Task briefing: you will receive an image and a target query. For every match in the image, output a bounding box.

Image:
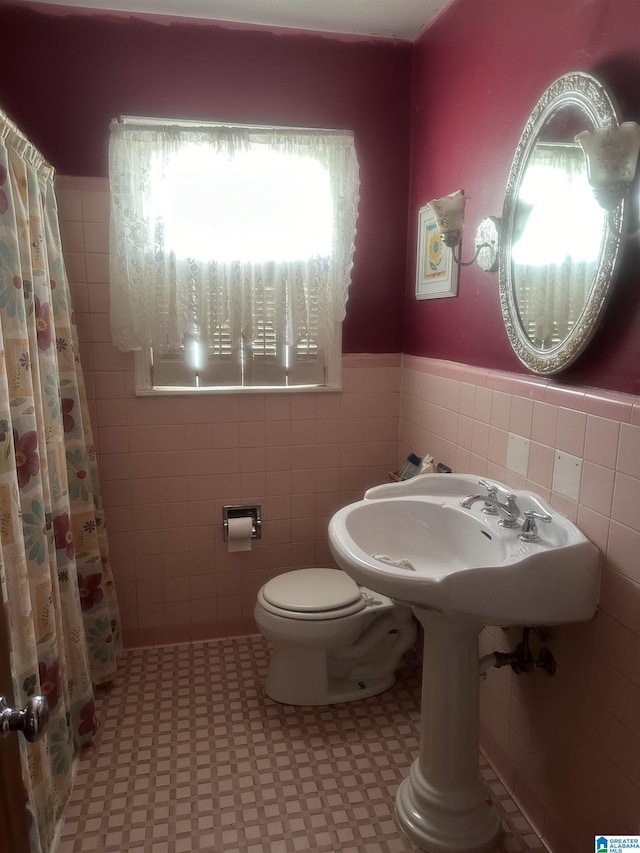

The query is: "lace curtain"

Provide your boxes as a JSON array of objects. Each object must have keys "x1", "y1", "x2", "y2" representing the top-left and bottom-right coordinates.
[
  {"x1": 0, "y1": 109, "x2": 121, "y2": 852},
  {"x1": 108, "y1": 122, "x2": 360, "y2": 355},
  {"x1": 512, "y1": 143, "x2": 602, "y2": 347}
]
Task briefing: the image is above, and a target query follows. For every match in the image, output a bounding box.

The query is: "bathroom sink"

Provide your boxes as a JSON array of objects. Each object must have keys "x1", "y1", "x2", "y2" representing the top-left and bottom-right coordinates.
[
  {"x1": 329, "y1": 475, "x2": 601, "y2": 852},
  {"x1": 364, "y1": 472, "x2": 490, "y2": 501},
  {"x1": 328, "y1": 477, "x2": 600, "y2": 626}
]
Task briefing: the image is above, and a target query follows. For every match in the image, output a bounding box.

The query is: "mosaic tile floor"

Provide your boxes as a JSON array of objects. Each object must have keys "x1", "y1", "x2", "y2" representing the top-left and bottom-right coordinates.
[{"x1": 58, "y1": 636, "x2": 547, "y2": 853}]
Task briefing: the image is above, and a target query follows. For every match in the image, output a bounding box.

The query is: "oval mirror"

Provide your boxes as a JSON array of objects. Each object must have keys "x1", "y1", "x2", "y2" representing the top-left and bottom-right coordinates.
[{"x1": 498, "y1": 72, "x2": 625, "y2": 374}]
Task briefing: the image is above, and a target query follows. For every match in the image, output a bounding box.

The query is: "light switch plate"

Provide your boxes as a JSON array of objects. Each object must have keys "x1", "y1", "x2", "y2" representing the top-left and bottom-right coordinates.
[
  {"x1": 552, "y1": 451, "x2": 582, "y2": 501},
  {"x1": 506, "y1": 433, "x2": 530, "y2": 476}
]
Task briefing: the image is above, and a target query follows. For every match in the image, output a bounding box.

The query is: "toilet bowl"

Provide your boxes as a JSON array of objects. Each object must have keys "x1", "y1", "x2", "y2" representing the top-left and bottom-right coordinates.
[{"x1": 254, "y1": 568, "x2": 417, "y2": 706}]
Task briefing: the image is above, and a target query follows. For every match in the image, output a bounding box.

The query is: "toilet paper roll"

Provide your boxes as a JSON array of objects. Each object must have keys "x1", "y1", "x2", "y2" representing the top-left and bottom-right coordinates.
[{"x1": 227, "y1": 516, "x2": 253, "y2": 552}]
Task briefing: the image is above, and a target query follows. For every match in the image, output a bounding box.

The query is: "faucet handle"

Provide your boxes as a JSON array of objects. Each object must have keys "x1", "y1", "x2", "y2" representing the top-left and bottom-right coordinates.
[
  {"x1": 478, "y1": 479, "x2": 499, "y2": 515},
  {"x1": 524, "y1": 508, "x2": 552, "y2": 523},
  {"x1": 518, "y1": 508, "x2": 552, "y2": 542},
  {"x1": 478, "y1": 479, "x2": 498, "y2": 498}
]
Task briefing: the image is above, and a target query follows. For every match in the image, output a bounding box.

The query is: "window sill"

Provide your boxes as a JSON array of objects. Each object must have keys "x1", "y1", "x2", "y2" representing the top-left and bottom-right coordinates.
[{"x1": 134, "y1": 384, "x2": 342, "y2": 397}]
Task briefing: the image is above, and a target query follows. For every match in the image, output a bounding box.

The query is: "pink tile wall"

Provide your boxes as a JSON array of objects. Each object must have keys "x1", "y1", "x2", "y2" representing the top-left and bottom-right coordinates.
[
  {"x1": 56, "y1": 176, "x2": 402, "y2": 648},
  {"x1": 400, "y1": 354, "x2": 640, "y2": 853}
]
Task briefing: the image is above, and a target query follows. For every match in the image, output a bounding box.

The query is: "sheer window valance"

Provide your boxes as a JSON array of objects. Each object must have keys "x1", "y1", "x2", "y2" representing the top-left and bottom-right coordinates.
[{"x1": 108, "y1": 120, "x2": 360, "y2": 361}]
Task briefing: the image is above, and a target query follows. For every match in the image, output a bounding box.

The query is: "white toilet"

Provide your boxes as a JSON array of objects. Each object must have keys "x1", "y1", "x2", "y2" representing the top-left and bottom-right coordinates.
[{"x1": 254, "y1": 568, "x2": 417, "y2": 706}]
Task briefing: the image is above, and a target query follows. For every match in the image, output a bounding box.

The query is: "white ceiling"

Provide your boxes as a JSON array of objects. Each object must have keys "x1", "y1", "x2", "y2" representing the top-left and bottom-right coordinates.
[{"x1": 27, "y1": 0, "x2": 454, "y2": 40}]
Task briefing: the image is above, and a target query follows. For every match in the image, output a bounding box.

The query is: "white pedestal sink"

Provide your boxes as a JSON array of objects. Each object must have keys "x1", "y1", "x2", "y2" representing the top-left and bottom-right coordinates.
[
  {"x1": 396, "y1": 610, "x2": 500, "y2": 853},
  {"x1": 328, "y1": 474, "x2": 600, "y2": 853}
]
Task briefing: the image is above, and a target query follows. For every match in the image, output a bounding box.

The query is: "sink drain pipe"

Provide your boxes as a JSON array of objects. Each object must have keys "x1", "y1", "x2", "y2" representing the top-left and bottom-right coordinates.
[{"x1": 479, "y1": 627, "x2": 557, "y2": 677}]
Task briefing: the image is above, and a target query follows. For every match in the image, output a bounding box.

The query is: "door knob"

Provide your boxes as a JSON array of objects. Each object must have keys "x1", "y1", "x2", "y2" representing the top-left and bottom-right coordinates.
[{"x1": 0, "y1": 694, "x2": 49, "y2": 742}]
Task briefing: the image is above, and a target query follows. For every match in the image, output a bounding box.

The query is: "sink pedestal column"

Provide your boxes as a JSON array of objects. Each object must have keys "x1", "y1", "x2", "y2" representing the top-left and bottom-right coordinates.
[{"x1": 396, "y1": 609, "x2": 501, "y2": 853}]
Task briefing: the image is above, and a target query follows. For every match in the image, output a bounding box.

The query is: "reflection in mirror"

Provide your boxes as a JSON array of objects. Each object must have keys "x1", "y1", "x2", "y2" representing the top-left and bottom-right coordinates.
[
  {"x1": 512, "y1": 137, "x2": 606, "y2": 350},
  {"x1": 499, "y1": 72, "x2": 625, "y2": 374}
]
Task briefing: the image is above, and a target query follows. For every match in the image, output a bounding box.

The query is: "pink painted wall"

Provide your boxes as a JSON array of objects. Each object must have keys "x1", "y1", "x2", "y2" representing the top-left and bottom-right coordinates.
[
  {"x1": 405, "y1": 0, "x2": 640, "y2": 395},
  {"x1": 0, "y1": 5, "x2": 411, "y2": 354},
  {"x1": 4, "y1": 1, "x2": 640, "y2": 391}
]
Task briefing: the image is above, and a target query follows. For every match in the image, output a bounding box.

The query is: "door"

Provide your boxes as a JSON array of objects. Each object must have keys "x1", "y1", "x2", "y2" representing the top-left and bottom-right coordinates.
[{"x1": 0, "y1": 602, "x2": 31, "y2": 852}]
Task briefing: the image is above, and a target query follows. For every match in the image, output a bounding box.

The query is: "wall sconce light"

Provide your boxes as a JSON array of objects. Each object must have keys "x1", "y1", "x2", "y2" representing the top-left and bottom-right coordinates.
[
  {"x1": 575, "y1": 122, "x2": 640, "y2": 235},
  {"x1": 428, "y1": 190, "x2": 500, "y2": 271}
]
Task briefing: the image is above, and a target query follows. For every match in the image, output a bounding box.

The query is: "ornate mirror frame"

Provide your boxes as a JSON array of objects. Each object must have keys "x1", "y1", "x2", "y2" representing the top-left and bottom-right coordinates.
[{"x1": 498, "y1": 71, "x2": 624, "y2": 374}]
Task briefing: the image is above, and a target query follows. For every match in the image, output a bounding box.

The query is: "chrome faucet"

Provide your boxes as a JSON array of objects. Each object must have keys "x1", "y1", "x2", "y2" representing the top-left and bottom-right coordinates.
[{"x1": 460, "y1": 490, "x2": 521, "y2": 528}]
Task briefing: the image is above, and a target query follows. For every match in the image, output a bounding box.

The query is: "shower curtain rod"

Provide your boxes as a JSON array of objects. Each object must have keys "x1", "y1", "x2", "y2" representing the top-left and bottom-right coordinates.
[{"x1": 0, "y1": 106, "x2": 52, "y2": 173}]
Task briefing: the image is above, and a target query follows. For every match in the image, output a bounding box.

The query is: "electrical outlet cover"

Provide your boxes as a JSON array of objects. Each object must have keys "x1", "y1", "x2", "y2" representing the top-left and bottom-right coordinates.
[
  {"x1": 506, "y1": 433, "x2": 530, "y2": 477},
  {"x1": 552, "y1": 451, "x2": 582, "y2": 500}
]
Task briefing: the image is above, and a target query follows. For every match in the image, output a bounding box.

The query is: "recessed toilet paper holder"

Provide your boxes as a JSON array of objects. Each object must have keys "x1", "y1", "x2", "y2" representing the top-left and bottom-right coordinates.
[{"x1": 223, "y1": 504, "x2": 262, "y2": 541}]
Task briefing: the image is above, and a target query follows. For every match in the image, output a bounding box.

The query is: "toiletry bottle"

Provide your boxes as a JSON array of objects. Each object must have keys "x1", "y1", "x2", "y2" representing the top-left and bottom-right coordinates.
[{"x1": 399, "y1": 453, "x2": 422, "y2": 480}]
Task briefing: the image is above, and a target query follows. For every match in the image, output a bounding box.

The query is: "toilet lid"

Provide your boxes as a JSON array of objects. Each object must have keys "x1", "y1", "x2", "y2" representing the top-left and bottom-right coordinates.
[{"x1": 262, "y1": 568, "x2": 363, "y2": 613}]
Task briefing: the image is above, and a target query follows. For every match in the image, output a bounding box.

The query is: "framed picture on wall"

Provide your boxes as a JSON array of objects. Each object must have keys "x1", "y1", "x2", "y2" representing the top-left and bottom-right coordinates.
[{"x1": 415, "y1": 204, "x2": 458, "y2": 300}]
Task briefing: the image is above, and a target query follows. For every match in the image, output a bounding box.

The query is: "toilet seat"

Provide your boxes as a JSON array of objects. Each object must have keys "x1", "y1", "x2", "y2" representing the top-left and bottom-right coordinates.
[{"x1": 259, "y1": 568, "x2": 366, "y2": 621}]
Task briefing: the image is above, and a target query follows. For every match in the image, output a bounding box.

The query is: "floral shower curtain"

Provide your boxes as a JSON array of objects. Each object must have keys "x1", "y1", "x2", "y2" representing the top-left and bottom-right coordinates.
[{"x1": 0, "y1": 111, "x2": 121, "y2": 852}]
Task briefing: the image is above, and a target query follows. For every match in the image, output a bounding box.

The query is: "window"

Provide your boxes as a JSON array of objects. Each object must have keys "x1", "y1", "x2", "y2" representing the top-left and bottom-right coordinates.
[{"x1": 108, "y1": 118, "x2": 360, "y2": 393}]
